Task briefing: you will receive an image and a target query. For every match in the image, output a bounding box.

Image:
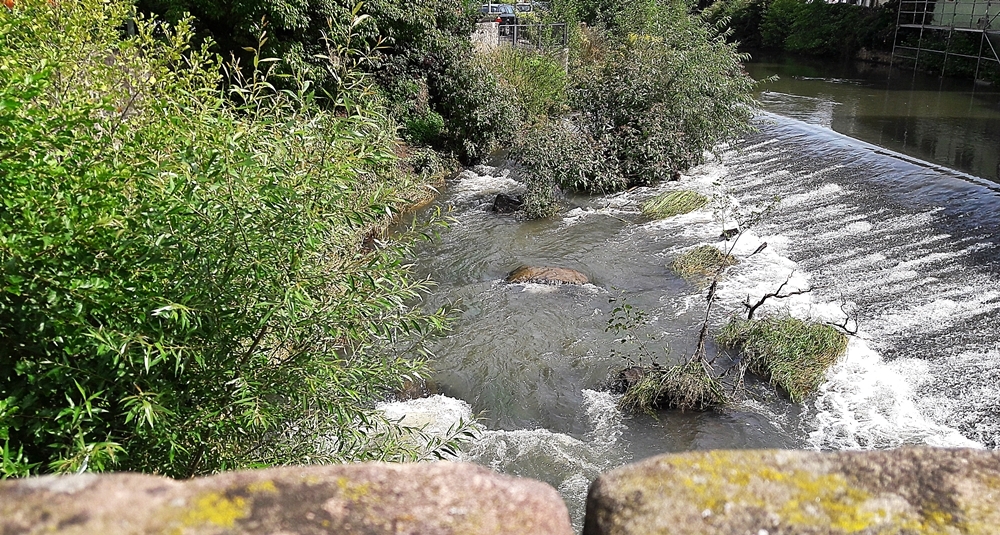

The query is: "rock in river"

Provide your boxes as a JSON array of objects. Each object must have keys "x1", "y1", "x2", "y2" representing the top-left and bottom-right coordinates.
[{"x1": 505, "y1": 266, "x2": 589, "y2": 285}]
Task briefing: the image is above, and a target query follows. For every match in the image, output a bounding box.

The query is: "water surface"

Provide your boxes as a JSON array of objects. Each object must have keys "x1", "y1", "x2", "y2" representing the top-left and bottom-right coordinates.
[
  {"x1": 389, "y1": 56, "x2": 1000, "y2": 528},
  {"x1": 745, "y1": 54, "x2": 1000, "y2": 183}
]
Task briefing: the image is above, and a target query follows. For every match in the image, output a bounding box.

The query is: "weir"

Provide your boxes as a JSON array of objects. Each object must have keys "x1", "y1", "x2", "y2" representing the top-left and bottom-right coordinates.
[{"x1": 402, "y1": 79, "x2": 1000, "y2": 527}]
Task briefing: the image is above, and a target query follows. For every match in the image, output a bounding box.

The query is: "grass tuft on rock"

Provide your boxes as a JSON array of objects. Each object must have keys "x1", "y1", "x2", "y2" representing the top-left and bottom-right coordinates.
[
  {"x1": 671, "y1": 245, "x2": 737, "y2": 281},
  {"x1": 642, "y1": 190, "x2": 709, "y2": 219},
  {"x1": 618, "y1": 360, "x2": 727, "y2": 413},
  {"x1": 717, "y1": 317, "x2": 848, "y2": 402}
]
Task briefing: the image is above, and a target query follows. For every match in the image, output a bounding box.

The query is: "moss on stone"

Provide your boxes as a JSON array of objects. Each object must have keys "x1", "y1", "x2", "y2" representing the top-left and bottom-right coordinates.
[
  {"x1": 589, "y1": 450, "x2": 978, "y2": 535},
  {"x1": 642, "y1": 190, "x2": 709, "y2": 219}
]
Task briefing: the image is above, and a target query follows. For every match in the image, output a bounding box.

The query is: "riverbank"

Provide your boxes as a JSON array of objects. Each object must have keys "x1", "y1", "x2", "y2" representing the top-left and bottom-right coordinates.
[
  {"x1": 0, "y1": 0, "x2": 470, "y2": 478},
  {"x1": 704, "y1": 0, "x2": 1000, "y2": 84}
]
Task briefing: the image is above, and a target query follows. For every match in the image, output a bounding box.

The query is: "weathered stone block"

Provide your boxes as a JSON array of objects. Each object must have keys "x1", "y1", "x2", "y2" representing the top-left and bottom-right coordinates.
[
  {"x1": 0, "y1": 462, "x2": 573, "y2": 535},
  {"x1": 584, "y1": 448, "x2": 1000, "y2": 535}
]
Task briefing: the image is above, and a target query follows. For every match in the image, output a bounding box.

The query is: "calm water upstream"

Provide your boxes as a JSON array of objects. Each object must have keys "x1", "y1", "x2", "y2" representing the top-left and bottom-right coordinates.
[{"x1": 381, "y1": 56, "x2": 1000, "y2": 528}]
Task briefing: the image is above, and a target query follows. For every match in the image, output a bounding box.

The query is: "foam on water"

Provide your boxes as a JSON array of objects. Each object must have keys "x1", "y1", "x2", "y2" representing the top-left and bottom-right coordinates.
[
  {"x1": 377, "y1": 394, "x2": 477, "y2": 439},
  {"x1": 706, "y1": 116, "x2": 1000, "y2": 449},
  {"x1": 810, "y1": 338, "x2": 981, "y2": 449},
  {"x1": 450, "y1": 168, "x2": 523, "y2": 205},
  {"x1": 462, "y1": 389, "x2": 626, "y2": 531}
]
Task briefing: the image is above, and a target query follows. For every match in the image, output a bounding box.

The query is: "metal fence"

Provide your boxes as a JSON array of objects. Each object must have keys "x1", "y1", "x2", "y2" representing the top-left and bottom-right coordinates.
[
  {"x1": 892, "y1": 0, "x2": 1000, "y2": 79},
  {"x1": 498, "y1": 23, "x2": 568, "y2": 50},
  {"x1": 897, "y1": 0, "x2": 1000, "y2": 30}
]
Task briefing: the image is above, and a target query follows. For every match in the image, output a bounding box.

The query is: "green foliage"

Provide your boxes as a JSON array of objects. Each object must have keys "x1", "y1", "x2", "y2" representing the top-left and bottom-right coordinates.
[
  {"x1": 486, "y1": 47, "x2": 568, "y2": 120},
  {"x1": 514, "y1": 119, "x2": 604, "y2": 218},
  {"x1": 671, "y1": 245, "x2": 737, "y2": 281},
  {"x1": 759, "y1": 0, "x2": 797, "y2": 49},
  {"x1": 605, "y1": 292, "x2": 726, "y2": 413},
  {"x1": 404, "y1": 111, "x2": 446, "y2": 146},
  {"x1": 642, "y1": 190, "x2": 710, "y2": 219},
  {"x1": 709, "y1": 0, "x2": 897, "y2": 58},
  {"x1": 717, "y1": 317, "x2": 848, "y2": 402},
  {"x1": 511, "y1": 0, "x2": 756, "y2": 217},
  {"x1": 701, "y1": 0, "x2": 766, "y2": 49},
  {"x1": 618, "y1": 360, "x2": 727, "y2": 413},
  {"x1": 433, "y1": 57, "x2": 523, "y2": 162},
  {"x1": 1, "y1": 0, "x2": 468, "y2": 478},
  {"x1": 137, "y1": 0, "x2": 518, "y2": 163}
]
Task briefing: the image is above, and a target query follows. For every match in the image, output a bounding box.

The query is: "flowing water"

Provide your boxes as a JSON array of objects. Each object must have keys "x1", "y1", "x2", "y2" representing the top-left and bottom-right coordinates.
[{"x1": 386, "y1": 57, "x2": 1000, "y2": 528}]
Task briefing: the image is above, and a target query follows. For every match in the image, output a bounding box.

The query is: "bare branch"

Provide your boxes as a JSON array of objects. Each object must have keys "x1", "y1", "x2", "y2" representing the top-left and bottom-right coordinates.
[
  {"x1": 826, "y1": 299, "x2": 859, "y2": 335},
  {"x1": 743, "y1": 272, "x2": 811, "y2": 320}
]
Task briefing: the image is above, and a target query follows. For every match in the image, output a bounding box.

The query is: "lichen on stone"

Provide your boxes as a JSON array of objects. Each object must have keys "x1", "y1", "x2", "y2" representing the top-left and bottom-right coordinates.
[{"x1": 182, "y1": 492, "x2": 249, "y2": 528}]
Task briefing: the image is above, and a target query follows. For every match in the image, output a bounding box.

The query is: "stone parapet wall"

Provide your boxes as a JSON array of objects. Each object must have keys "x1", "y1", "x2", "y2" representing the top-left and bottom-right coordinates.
[
  {"x1": 0, "y1": 462, "x2": 573, "y2": 535},
  {"x1": 584, "y1": 448, "x2": 1000, "y2": 535},
  {"x1": 4, "y1": 448, "x2": 1000, "y2": 534}
]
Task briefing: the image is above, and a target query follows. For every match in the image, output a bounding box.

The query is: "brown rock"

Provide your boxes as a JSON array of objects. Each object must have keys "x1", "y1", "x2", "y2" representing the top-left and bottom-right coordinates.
[
  {"x1": 505, "y1": 266, "x2": 589, "y2": 285},
  {"x1": 583, "y1": 448, "x2": 1000, "y2": 535},
  {"x1": 0, "y1": 462, "x2": 573, "y2": 535}
]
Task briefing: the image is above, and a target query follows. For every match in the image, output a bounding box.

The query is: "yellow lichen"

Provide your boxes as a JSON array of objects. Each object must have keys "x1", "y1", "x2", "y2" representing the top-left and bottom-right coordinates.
[
  {"x1": 668, "y1": 453, "x2": 885, "y2": 532},
  {"x1": 182, "y1": 492, "x2": 249, "y2": 528},
  {"x1": 336, "y1": 477, "x2": 371, "y2": 502},
  {"x1": 246, "y1": 479, "x2": 277, "y2": 494}
]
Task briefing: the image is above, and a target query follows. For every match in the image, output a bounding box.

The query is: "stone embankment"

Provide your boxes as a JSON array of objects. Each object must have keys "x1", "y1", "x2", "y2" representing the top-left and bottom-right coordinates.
[{"x1": 3, "y1": 448, "x2": 999, "y2": 534}]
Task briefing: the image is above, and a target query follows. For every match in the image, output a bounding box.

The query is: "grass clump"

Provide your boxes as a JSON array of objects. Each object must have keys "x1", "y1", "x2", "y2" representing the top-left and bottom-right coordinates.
[
  {"x1": 671, "y1": 245, "x2": 737, "y2": 280},
  {"x1": 717, "y1": 317, "x2": 848, "y2": 402},
  {"x1": 642, "y1": 190, "x2": 710, "y2": 219},
  {"x1": 618, "y1": 361, "x2": 727, "y2": 413}
]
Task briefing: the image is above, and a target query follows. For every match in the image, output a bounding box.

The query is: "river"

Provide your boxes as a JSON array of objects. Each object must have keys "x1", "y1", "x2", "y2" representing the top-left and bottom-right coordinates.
[{"x1": 380, "y1": 55, "x2": 1000, "y2": 528}]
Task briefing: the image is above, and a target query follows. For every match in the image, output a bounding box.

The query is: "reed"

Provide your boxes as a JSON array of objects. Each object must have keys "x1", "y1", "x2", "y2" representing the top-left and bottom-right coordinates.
[{"x1": 642, "y1": 190, "x2": 710, "y2": 219}]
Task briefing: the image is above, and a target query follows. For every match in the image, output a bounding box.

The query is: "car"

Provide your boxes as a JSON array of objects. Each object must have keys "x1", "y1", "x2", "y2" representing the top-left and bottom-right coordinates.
[
  {"x1": 514, "y1": 2, "x2": 532, "y2": 13},
  {"x1": 479, "y1": 3, "x2": 518, "y2": 27}
]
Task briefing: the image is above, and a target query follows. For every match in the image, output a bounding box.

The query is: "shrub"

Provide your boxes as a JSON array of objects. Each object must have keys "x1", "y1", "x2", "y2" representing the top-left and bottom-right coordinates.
[
  {"x1": 618, "y1": 360, "x2": 727, "y2": 413},
  {"x1": 486, "y1": 47, "x2": 569, "y2": 120},
  {"x1": 759, "y1": 0, "x2": 798, "y2": 48},
  {"x1": 716, "y1": 0, "x2": 898, "y2": 58},
  {"x1": 717, "y1": 317, "x2": 848, "y2": 402},
  {"x1": 671, "y1": 245, "x2": 737, "y2": 281},
  {"x1": 642, "y1": 190, "x2": 710, "y2": 219},
  {"x1": 511, "y1": 0, "x2": 756, "y2": 213},
  {"x1": 701, "y1": 0, "x2": 766, "y2": 49},
  {"x1": 433, "y1": 57, "x2": 523, "y2": 163},
  {"x1": 0, "y1": 0, "x2": 467, "y2": 478},
  {"x1": 514, "y1": 119, "x2": 607, "y2": 218},
  {"x1": 404, "y1": 110, "x2": 446, "y2": 146}
]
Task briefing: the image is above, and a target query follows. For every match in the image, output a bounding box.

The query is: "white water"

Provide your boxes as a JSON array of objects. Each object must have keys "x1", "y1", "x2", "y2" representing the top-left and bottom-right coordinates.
[{"x1": 397, "y1": 110, "x2": 1000, "y2": 529}]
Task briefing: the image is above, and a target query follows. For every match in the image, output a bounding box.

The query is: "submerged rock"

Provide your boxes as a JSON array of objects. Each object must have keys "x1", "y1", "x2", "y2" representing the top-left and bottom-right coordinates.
[
  {"x1": 584, "y1": 448, "x2": 1000, "y2": 535},
  {"x1": 492, "y1": 193, "x2": 524, "y2": 213},
  {"x1": 505, "y1": 266, "x2": 589, "y2": 285},
  {"x1": 0, "y1": 463, "x2": 573, "y2": 535}
]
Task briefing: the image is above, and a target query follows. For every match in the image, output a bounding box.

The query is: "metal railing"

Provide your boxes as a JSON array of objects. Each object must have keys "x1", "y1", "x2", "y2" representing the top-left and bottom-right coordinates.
[
  {"x1": 897, "y1": 0, "x2": 1000, "y2": 30},
  {"x1": 892, "y1": 0, "x2": 1000, "y2": 79},
  {"x1": 498, "y1": 23, "x2": 568, "y2": 49}
]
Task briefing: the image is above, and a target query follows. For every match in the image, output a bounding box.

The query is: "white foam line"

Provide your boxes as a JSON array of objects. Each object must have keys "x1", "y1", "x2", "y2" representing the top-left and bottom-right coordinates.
[
  {"x1": 679, "y1": 151, "x2": 987, "y2": 451},
  {"x1": 810, "y1": 338, "x2": 983, "y2": 450}
]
